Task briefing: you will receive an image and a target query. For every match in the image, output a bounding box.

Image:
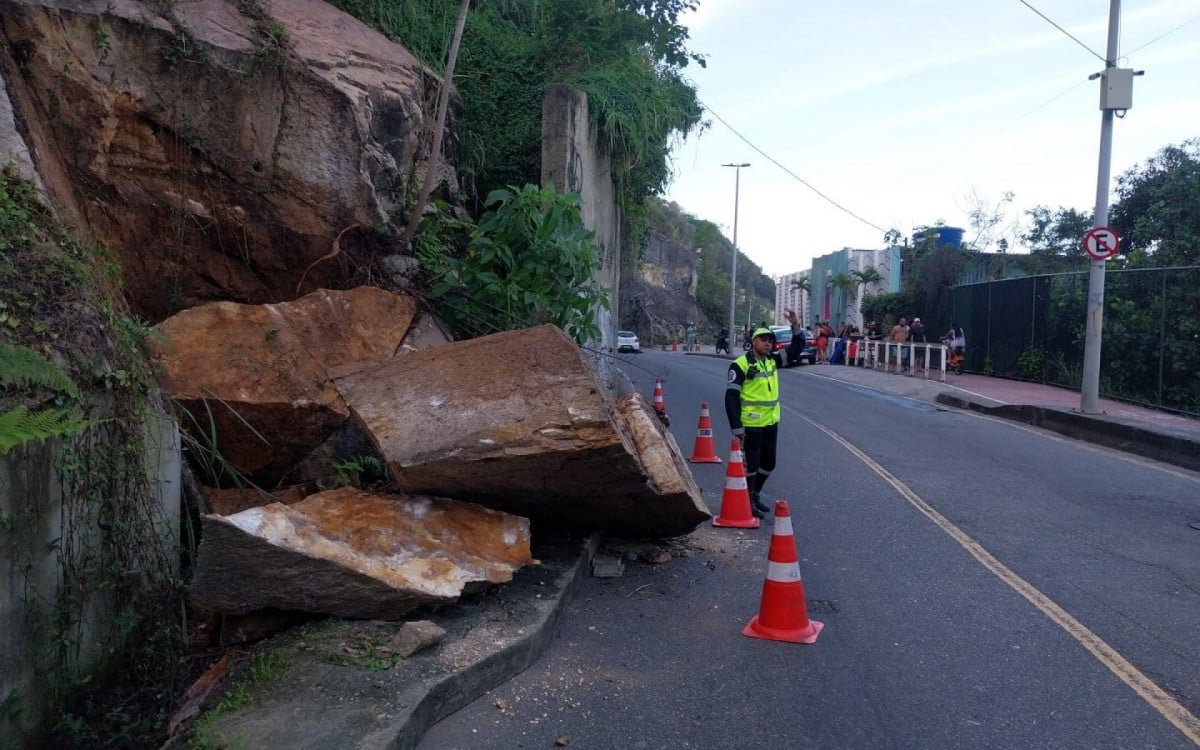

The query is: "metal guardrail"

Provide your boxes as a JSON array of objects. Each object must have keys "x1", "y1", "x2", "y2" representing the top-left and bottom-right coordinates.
[{"x1": 843, "y1": 340, "x2": 949, "y2": 383}]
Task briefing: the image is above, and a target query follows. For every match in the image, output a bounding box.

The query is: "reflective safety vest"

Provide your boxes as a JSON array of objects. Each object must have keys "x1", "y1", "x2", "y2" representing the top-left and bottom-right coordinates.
[{"x1": 732, "y1": 354, "x2": 780, "y2": 427}]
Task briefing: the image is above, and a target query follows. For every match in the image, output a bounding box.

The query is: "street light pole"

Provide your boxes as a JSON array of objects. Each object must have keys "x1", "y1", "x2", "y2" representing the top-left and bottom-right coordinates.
[
  {"x1": 722, "y1": 162, "x2": 750, "y2": 345},
  {"x1": 1081, "y1": 0, "x2": 1124, "y2": 414}
]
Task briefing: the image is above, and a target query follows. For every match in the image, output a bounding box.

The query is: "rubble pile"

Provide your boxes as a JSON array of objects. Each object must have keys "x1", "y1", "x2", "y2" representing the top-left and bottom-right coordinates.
[{"x1": 152, "y1": 288, "x2": 708, "y2": 621}]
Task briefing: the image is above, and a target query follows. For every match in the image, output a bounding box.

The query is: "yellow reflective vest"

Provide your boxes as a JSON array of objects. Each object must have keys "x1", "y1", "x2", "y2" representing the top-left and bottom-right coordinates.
[{"x1": 732, "y1": 354, "x2": 780, "y2": 427}]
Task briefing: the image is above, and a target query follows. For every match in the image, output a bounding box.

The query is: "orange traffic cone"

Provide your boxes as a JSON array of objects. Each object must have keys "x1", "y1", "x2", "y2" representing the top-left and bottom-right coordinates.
[
  {"x1": 742, "y1": 500, "x2": 823, "y2": 644},
  {"x1": 712, "y1": 440, "x2": 759, "y2": 529},
  {"x1": 688, "y1": 403, "x2": 722, "y2": 464},
  {"x1": 651, "y1": 378, "x2": 670, "y2": 427}
]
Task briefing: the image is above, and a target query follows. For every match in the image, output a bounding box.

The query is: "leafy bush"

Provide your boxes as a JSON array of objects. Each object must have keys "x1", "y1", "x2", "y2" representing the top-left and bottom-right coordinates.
[{"x1": 425, "y1": 185, "x2": 608, "y2": 343}]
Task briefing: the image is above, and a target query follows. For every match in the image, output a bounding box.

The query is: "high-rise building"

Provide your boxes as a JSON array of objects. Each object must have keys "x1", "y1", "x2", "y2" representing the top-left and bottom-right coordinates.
[
  {"x1": 774, "y1": 270, "x2": 810, "y2": 327},
  {"x1": 774, "y1": 246, "x2": 902, "y2": 329}
]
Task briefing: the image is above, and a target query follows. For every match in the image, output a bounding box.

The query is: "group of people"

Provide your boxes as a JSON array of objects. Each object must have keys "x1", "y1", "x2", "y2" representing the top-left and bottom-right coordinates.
[{"x1": 720, "y1": 310, "x2": 968, "y2": 519}]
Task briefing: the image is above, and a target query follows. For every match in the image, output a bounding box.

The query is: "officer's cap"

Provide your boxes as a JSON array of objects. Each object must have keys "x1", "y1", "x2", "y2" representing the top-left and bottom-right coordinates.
[{"x1": 751, "y1": 327, "x2": 775, "y2": 342}]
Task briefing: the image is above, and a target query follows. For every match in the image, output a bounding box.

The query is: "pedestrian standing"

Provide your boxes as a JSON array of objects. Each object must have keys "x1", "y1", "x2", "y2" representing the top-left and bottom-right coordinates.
[{"x1": 725, "y1": 309, "x2": 799, "y2": 517}]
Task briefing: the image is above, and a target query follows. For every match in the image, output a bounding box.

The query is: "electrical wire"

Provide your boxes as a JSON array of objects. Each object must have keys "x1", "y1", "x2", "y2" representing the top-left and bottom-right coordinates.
[
  {"x1": 698, "y1": 99, "x2": 888, "y2": 234},
  {"x1": 1016, "y1": 0, "x2": 1107, "y2": 63},
  {"x1": 1123, "y1": 13, "x2": 1200, "y2": 57}
]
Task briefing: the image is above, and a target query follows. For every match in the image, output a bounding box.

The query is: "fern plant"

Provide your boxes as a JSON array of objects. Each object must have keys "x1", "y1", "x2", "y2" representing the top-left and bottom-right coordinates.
[
  {"x1": 0, "y1": 342, "x2": 86, "y2": 452},
  {"x1": 0, "y1": 342, "x2": 80, "y2": 398},
  {"x1": 0, "y1": 406, "x2": 90, "y2": 453}
]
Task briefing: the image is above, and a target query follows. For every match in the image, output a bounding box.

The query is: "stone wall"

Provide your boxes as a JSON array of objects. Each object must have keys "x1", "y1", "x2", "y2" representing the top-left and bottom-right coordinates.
[{"x1": 540, "y1": 84, "x2": 621, "y2": 364}]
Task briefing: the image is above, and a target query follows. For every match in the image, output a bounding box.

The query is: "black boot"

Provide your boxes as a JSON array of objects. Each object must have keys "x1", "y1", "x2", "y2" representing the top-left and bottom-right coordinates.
[{"x1": 750, "y1": 492, "x2": 769, "y2": 517}]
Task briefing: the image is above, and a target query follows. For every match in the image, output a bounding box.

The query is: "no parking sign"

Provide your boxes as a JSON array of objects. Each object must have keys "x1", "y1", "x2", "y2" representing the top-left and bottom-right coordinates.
[{"x1": 1083, "y1": 227, "x2": 1120, "y2": 260}]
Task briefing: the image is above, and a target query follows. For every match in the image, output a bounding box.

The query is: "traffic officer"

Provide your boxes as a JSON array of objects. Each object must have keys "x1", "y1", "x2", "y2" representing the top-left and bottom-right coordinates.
[{"x1": 724, "y1": 309, "x2": 799, "y2": 517}]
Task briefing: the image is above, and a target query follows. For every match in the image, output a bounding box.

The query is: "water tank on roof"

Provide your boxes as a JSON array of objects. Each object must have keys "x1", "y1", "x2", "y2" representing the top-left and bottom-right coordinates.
[{"x1": 914, "y1": 226, "x2": 964, "y2": 248}]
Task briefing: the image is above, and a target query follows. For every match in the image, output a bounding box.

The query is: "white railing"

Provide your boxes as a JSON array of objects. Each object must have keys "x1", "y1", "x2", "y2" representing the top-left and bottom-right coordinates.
[{"x1": 853, "y1": 340, "x2": 947, "y2": 383}]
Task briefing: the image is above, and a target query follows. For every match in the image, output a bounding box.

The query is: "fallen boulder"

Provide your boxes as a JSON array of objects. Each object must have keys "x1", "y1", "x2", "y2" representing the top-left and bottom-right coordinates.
[
  {"x1": 189, "y1": 487, "x2": 534, "y2": 619},
  {"x1": 331, "y1": 325, "x2": 710, "y2": 537},
  {"x1": 154, "y1": 287, "x2": 416, "y2": 484}
]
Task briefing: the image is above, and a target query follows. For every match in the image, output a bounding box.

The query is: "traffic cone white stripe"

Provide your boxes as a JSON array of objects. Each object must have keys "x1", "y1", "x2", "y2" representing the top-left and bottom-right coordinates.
[
  {"x1": 731, "y1": 449, "x2": 744, "y2": 463},
  {"x1": 725, "y1": 476, "x2": 747, "y2": 490},
  {"x1": 772, "y1": 517, "x2": 794, "y2": 537},
  {"x1": 767, "y1": 560, "x2": 802, "y2": 583}
]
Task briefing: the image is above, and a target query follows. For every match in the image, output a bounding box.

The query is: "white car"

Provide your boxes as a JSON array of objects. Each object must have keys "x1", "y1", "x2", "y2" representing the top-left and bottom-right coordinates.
[{"x1": 617, "y1": 330, "x2": 641, "y2": 353}]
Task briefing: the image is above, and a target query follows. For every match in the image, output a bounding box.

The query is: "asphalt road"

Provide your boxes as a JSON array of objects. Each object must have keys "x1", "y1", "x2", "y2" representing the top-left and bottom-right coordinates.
[{"x1": 421, "y1": 350, "x2": 1200, "y2": 750}]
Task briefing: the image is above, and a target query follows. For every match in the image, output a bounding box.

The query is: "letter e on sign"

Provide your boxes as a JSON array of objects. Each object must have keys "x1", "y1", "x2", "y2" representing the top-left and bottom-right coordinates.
[{"x1": 1083, "y1": 227, "x2": 1120, "y2": 260}]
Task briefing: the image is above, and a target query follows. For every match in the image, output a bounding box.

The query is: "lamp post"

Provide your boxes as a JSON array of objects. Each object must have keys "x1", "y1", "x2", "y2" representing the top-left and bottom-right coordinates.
[{"x1": 722, "y1": 162, "x2": 750, "y2": 346}]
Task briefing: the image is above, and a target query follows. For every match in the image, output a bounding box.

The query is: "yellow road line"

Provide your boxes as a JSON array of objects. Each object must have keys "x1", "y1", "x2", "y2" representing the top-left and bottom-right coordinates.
[{"x1": 790, "y1": 408, "x2": 1200, "y2": 747}]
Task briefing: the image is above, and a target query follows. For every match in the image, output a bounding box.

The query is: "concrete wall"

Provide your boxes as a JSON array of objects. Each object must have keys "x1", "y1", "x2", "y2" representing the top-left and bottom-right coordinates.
[
  {"x1": 0, "y1": 406, "x2": 180, "y2": 743},
  {"x1": 541, "y1": 84, "x2": 621, "y2": 369}
]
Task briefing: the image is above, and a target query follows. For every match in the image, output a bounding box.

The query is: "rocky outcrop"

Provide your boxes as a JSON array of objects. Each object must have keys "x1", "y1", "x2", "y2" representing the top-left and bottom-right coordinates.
[
  {"x1": 189, "y1": 488, "x2": 535, "y2": 619},
  {"x1": 620, "y1": 232, "x2": 706, "y2": 345},
  {"x1": 0, "y1": 0, "x2": 452, "y2": 320},
  {"x1": 153, "y1": 287, "x2": 417, "y2": 484},
  {"x1": 332, "y1": 324, "x2": 710, "y2": 537}
]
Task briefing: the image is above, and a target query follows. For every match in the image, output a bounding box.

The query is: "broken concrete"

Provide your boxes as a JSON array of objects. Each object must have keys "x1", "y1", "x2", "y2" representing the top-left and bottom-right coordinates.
[
  {"x1": 331, "y1": 324, "x2": 710, "y2": 538},
  {"x1": 154, "y1": 287, "x2": 416, "y2": 484},
  {"x1": 189, "y1": 488, "x2": 534, "y2": 619}
]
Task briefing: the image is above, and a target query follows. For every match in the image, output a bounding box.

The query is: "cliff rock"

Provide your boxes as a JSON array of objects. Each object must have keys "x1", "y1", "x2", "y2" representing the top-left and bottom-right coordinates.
[{"x1": 0, "y1": 0, "x2": 451, "y2": 320}]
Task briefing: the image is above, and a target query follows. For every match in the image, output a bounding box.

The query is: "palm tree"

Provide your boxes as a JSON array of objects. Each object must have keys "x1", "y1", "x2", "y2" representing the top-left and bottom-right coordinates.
[
  {"x1": 850, "y1": 266, "x2": 883, "y2": 298},
  {"x1": 828, "y1": 272, "x2": 858, "y2": 301},
  {"x1": 790, "y1": 276, "x2": 812, "y2": 325}
]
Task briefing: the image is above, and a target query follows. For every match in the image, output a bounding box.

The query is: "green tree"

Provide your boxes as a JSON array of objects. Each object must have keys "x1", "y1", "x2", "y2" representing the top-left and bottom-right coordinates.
[
  {"x1": 1021, "y1": 206, "x2": 1093, "y2": 256},
  {"x1": 851, "y1": 266, "x2": 882, "y2": 294},
  {"x1": 1110, "y1": 139, "x2": 1200, "y2": 267}
]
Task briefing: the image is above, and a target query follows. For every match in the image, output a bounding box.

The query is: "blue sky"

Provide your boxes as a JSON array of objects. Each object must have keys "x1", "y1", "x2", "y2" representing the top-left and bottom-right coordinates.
[{"x1": 664, "y1": 0, "x2": 1200, "y2": 277}]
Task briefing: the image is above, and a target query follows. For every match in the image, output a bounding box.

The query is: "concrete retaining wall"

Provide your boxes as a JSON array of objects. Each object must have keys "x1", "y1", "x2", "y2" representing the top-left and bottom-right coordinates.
[{"x1": 540, "y1": 84, "x2": 622, "y2": 372}]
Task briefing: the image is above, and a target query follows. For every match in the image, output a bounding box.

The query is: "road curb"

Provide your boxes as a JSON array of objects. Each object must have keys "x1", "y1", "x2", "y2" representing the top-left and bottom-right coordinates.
[
  {"x1": 198, "y1": 533, "x2": 603, "y2": 750},
  {"x1": 391, "y1": 532, "x2": 604, "y2": 744},
  {"x1": 389, "y1": 533, "x2": 602, "y2": 748},
  {"x1": 935, "y1": 393, "x2": 1200, "y2": 473}
]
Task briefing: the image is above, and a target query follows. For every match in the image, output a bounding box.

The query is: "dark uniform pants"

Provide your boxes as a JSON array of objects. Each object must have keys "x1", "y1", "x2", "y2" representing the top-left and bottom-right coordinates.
[{"x1": 742, "y1": 423, "x2": 778, "y2": 497}]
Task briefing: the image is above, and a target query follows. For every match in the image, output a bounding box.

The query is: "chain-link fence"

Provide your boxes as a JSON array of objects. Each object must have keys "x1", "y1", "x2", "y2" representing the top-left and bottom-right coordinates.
[{"x1": 948, "y1": 266, "x2": 1200, "y2": 417}]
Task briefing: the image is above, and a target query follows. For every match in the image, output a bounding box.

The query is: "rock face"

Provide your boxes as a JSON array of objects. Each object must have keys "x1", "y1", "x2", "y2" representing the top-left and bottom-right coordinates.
[
  {"x1": 190, "y1": 488, "x2": 535, "y2": 619},
  {"x1": 333, "y1": 324, "x2": 710, "y2": 537},
  {"x1": 153, "y1": 287, "x2": 416, "y2": 484},
  {"x1": 620, "y1": 232, "x2": 706, "y2": 346},
  {"x1": 0, "y1": 0, "x2": 451, "y2": 320}
]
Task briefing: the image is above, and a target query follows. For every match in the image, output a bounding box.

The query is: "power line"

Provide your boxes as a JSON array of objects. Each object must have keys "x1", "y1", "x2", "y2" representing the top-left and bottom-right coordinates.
[
  {"x1": 698, "y1": 99, "x2": 887, "y2": 234},
  {"x1": 1123, "y1": 13, "x2": 1200, "y2": 57},
  {"x1": 1016, "y1": 0, "x2": 1107, "y2": 63}
]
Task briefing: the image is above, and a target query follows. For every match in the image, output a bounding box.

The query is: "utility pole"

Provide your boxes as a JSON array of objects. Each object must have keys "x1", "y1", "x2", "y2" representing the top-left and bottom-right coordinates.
[
  {"x1": 722, "y1": 163, "x2": 750, "y2": 345},
  {"x1": 1081, "y1": 0, "x2": 1130, "y2": 413}
]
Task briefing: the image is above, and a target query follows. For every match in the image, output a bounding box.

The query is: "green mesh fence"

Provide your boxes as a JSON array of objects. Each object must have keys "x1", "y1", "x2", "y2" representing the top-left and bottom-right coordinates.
[{"x1": 948, "y1": 266, "x2": 1200, "y2": 416}]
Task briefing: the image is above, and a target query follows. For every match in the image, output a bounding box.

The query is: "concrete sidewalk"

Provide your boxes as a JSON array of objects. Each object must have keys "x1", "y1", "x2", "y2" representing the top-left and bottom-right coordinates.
[{"x1": 788, "y1": 361, "x2": 1200, "y2": 473}]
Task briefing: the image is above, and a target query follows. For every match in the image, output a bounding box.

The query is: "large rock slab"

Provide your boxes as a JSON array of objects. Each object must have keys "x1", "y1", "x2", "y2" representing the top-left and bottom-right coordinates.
[
  {"x1": 154, "y1": 287, "x2": 416, "y2": 484},
  {"x1": 190, "y1": 488, "x2": 534, "y2": 619},
  {"x1": 0, "y1": 0, "x2": 450, "y2": 320},
  {"x1": 332, "y1": 325, "x2": 710, "y2": 537}
]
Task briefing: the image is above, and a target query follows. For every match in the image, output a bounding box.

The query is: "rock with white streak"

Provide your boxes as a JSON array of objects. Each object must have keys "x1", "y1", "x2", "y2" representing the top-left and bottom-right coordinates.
[{"x1": 189, "y1": 487, "x2": 535, "y2": 619}]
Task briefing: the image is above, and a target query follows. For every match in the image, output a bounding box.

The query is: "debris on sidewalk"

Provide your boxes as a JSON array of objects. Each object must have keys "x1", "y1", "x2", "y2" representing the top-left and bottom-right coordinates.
[
  {"x1": 190, "y1": 488, "x2": 535, "y2": 619},
  {"x1": 590, "y1": 554, "x2": 625, "y2": 578},
  {"x1": 384, "y1": 620, "x2": 446, "y2": 658}
]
